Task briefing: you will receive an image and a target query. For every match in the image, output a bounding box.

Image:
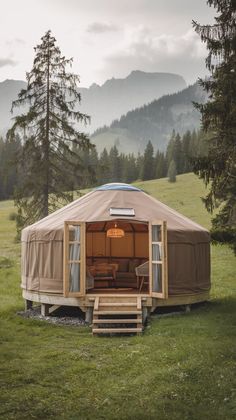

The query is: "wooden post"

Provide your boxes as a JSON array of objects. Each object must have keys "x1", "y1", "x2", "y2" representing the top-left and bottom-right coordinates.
[
  {"x1": 25, "y1": 299, "x2": 33, "y2": 311},
  {"x1": 85, "y1": 307, "x2": 93, "y2": 324},
  {"x1": 41, "y1": 303, "x2": 50, "y2": 317},
  {"x1": 142, "y1": 306, "x2": 148, "y2": 325},
  {"x1": 185, "y1": 304, "x2": 191, "y2": 313}
]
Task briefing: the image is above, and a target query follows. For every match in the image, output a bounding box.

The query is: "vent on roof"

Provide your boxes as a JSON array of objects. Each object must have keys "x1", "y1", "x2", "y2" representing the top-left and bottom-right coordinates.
[
  {"x1": 96, "y1": 183, "x2": 141, "y2": 191},
  {"x1": 110, "y1": 207, "x2": 135, "y2": 217}
]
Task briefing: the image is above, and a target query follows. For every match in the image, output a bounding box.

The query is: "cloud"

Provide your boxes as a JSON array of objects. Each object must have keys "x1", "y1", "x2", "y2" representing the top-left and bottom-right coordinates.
[
  {"x1": 101, "y1": 28, "x2": 208, "y2": 84},
  {"x1": 6, "y1": 38, "x2": 26, "y2": 46},
  {"x1": 0, "y1": 58, "x2": 17, "y2": 68},
  {"x1": 87, "y1": 22, "x2": 119, "y2": 34}
]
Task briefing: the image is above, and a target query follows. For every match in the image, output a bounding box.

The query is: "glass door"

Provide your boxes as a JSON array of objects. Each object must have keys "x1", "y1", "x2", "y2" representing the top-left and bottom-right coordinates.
[
  {"x1": 63, "y1": 221, "x2": 85, "y2": 297},
  {"x1": 149, "y1": 221, "x2": 168, "y2": 299}
]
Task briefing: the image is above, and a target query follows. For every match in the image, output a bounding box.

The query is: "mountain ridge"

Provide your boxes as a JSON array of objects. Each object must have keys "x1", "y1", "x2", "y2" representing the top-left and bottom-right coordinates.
[
  {"x1": 91, "y1": 82, "x2": 207, "y2": 154},
  {"x1": 0, "y1": 71, "x2": 186, "y2": 135}
]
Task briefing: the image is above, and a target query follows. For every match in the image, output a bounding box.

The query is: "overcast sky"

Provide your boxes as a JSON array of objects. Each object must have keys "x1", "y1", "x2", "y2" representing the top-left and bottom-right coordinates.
[{"x1": 0, "y1": 0, "x2": 216, "y2": 87}]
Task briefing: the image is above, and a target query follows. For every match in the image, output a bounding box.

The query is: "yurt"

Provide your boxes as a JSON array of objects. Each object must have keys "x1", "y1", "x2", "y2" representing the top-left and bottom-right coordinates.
[{"x1": 22, "y1": 183, "x2": 211, "y2": 333}]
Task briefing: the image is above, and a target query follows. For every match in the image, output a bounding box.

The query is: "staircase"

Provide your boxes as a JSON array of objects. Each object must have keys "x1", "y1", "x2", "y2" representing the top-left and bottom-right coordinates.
[{"x1": 92, "y1": 296, "x2": 144, "y2": 335}]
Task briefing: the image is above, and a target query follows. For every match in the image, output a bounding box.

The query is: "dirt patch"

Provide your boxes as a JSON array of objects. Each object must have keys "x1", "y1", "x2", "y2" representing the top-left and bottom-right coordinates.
[{"x1": 17, "y1": 305, "x2": 87, "y2": 327}]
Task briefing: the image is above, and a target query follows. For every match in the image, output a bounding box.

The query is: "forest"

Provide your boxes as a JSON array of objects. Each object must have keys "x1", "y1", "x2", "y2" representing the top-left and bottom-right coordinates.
[{"x1": 0, "y1": 128, "x2": 207, "y2": 200}]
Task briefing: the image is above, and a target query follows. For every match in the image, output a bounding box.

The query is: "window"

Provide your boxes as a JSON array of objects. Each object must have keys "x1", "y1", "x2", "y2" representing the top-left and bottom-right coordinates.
[
  {"x1": 149, "y1": 221, "x2": 168, "y2": 298},
  {"x1": 109, "y1": 207, "x2": 135, "y2": 217},
  {"x1": 64, "y1": 221, "x2": 85, "y2": 296}
]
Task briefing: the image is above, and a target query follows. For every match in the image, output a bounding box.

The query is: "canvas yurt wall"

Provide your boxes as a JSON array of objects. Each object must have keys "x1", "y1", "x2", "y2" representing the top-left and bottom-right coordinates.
[{"x1": 21, "y1": 183, "x2": 211, "y2": 297}]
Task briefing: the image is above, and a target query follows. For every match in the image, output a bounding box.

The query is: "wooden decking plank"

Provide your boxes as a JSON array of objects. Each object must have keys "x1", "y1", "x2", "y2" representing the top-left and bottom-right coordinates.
[
  {"x1": 99, "y1": 302, "x2": 137, "y2": 306},
  {"x1": 93, "y1": 310, "x2": 142, "y2": 315},
  {"x1": 92, "y1": 319, "x2": 140, "y2": 324},
  {"x1": 92, "y1": 328, "x2": 143, "y2": 333}
]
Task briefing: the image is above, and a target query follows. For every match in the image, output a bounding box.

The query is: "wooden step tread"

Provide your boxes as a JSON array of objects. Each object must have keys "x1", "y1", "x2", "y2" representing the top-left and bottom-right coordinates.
[
  {"x1": 93, "y1": 318, "x2": 141, "y2": 324},
  {"x1": 93, "y1": 310, "x2": 142, "y2": 315},
  {"x1": 93, "y1": 328, "x2": 143, "y2": 334},
  {"x1": 99, "y1": 302, "x2": 137, "y2": 307}
]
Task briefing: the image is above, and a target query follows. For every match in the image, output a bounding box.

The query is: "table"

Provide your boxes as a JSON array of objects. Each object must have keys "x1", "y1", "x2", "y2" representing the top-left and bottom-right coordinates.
[{"x1": 89, "y1": 263, "x2": 119, "y2": 287}]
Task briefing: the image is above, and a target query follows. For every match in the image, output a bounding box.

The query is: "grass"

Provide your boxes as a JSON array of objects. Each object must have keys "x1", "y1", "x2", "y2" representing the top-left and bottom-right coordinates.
[
  {"x1": 0, "y1": 174, "x2": 235, "y2": 419},
  {"x1": 134, "y1": 173, "x2": 214, "y2": 229}
]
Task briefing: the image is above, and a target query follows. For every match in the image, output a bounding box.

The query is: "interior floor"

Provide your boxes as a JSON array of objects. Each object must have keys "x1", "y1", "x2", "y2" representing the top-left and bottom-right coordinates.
[{"x1": 87, "y1": 286, "x2": 149, "y2": 294}]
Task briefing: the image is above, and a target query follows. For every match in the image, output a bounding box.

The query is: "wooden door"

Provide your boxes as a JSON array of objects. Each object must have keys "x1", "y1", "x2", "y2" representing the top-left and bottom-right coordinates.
[
  {"x1": 63, "y1": 221, "x2": 86, "y2": 297},
  {"x1": 149, "y1": 221, "x2": 168, "y2": 299}
]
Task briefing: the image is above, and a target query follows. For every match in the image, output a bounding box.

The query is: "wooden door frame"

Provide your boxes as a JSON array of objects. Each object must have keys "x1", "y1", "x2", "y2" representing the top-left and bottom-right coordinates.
[
  {"x1": 149, "y1": 220, "x2": 168, "y2": 299},
  {"x1": 63, "y1": 221, "x2": 86, "y2": 297}
]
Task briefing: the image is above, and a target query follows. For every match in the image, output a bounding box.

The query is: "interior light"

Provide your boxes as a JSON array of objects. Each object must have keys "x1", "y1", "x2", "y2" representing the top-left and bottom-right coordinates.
[{"x1": 107, "y1": 223, "x2": 125, "y2": 238}]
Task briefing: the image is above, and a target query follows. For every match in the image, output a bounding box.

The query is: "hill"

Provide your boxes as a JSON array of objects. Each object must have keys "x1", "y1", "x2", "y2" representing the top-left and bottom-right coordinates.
[
  {"x1": 92, "y1": 82, "x2": 207, "y2": 154},
  {"x1": 0, "y1": 71, "x2": 186, "y2": 136}
]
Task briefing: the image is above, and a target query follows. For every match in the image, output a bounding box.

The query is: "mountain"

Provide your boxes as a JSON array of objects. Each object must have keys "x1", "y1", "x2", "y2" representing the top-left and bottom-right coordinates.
[
  {"x1": 91, "y1": 82, "x2": 207, "y2": 154},
  {"x1": 0, "y1": 71, "x2": 186, "y2": 135},
  {"x1": 78, "y1": 71, "x2": 186, "y2": 132},
  {"x1": 0, "y1": 79, "x2": 27, "y2": 134}
]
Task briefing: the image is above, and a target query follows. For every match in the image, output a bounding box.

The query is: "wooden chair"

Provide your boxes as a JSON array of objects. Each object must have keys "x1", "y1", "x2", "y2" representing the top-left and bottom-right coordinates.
[{"x1": 135, "y1": 261, "x2": 149, "y2": 292}]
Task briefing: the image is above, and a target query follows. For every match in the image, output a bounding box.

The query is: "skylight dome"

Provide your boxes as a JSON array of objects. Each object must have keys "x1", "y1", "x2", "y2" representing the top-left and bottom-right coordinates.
[{"x1": 95, "y1": 183, "x2": 141, "y2": 192}]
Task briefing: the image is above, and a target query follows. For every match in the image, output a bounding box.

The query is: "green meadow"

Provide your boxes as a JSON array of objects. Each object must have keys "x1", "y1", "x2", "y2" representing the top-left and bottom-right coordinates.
[{"x1": 0, "y1": 174, "x2": 235, "y2": 419}]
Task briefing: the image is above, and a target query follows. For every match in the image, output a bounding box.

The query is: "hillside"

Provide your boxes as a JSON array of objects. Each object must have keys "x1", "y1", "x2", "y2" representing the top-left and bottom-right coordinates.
[
  {"x1": 92, "y1": 82, "x2": 207, "y2": 154},
  {"x1": 0, "y1": 71, "x2": 186, "y2": 135}
]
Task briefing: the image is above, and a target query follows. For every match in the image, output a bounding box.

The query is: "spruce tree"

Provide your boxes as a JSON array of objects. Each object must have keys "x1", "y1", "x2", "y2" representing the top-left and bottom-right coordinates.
[
  {"x1": 155, "y1": 151, "x2": 167, "y2": 179},
  {"x1": 141, "y1": 140, "x2": 154, "y2": 180},
  {"x1": 97, "y1": 148, "x2": 110, "y2": 184},
  {"x1": 123, "y1": 154, "x2": 138, "y2": 182},
  {"x1": 192, "y1": 0, "x2": 236, "y2": 252},
  {"x1": 182, "y1": 130, "x2": 192, "y2": 173},
  {"x1": 0, "y1": 135, "x2": 22, "y2": 200},
  {"x1": 167, "y1": 160, "x2": 177, "y2": 183},
  {"x1": 109, "y1": 145, "x2": 122, "y2": 181},
  {"x1": 7, "y1": 30, "x2": 92, "y2": 234},
  {"x1": 173, "y1": 133, "x2": 183, "y2": 174}
]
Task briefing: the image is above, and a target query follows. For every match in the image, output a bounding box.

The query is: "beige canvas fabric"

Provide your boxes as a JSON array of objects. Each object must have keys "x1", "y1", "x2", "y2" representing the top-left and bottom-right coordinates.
[{"x1": 21, "y1": 186, "x2": 211, "y2": 295}]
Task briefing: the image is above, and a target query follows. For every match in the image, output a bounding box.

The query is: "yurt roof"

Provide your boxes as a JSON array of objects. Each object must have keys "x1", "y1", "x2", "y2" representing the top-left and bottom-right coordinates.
[{"x1": 22, "y1": 183, "x2": 210, "y2": 243}]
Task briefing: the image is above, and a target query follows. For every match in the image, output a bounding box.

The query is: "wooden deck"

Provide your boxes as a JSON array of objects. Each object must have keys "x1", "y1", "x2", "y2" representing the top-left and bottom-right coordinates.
[{"x1": 22, "y1": 289, "x2": 210, "y2": 333}]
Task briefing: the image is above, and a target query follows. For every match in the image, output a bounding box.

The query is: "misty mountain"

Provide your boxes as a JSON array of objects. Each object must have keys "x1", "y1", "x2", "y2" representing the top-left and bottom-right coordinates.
[
  {"x1": 0, "y1": 79, "x2": 27, "y2": 134},
  {"x1": 0, "y1": 71, "x2": 186, "y2": 135},
  {"x1": 78, "y1": 71, "x2": 186, "y2": 132},
  {"x1": 91, "y1": 82, "x2": 207, "y2": 155}
]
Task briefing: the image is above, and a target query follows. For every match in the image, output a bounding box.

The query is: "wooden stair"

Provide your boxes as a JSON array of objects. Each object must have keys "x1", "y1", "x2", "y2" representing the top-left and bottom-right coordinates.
[{"x1": 92, "y1": 296, "x2": 144, "y2": 335}]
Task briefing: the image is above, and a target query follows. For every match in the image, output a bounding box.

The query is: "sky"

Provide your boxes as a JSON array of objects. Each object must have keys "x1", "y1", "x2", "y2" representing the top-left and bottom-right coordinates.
[{"x1": 0, "y1": 0, "x2": 216, "y2": 87}]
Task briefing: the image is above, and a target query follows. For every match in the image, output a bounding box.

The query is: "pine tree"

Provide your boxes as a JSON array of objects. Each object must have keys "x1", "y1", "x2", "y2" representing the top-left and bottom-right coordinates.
[
  {"x1": 0, "y1": 135, "x2": 22, "y2": 200},
  {"x1": 155, "y1": 151, "x2": 167, "y2": 179},
  {"x1": 192, "y1": 0, "x2": 236, "y2": 252},
  {"x1": 7, "y1": 30, "x2": 92, "y2": 234},
  {"x1": 89, "y1": 148, "x2": 99, "y2": 186},
  {"x1": 109, "y1": 145, "x2": 122, "y2": 181},
  {"x1": 141, "y1": 140, "x2": 154, "y2": 180},
  {"x1": 123, "y1": 154, "x2": 138, "y2": 182},
  {"x1": 167, "y1": 160, "x2": 177, "y2": 183},
  {"x1": 182, "y1": 130, "x2": 192, "y2": 173},
  {"x1": 136, "y1": 152, "x2": 144, "y2": 180},
  {"x1": 166, "y1": 130, "x2": 176, "y2": 167},
  {"x1": 173, "y1": 133, "x2": 183, "y2": 174},
  {"x1": 97, "y1": 148, "x2": 110, "y2": 184}
]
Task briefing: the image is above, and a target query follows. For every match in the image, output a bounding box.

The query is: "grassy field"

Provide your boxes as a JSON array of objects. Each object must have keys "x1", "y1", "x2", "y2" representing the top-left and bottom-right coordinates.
[{"x1": 0, "y1": 174, "x2": 235, "y2": 419}]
